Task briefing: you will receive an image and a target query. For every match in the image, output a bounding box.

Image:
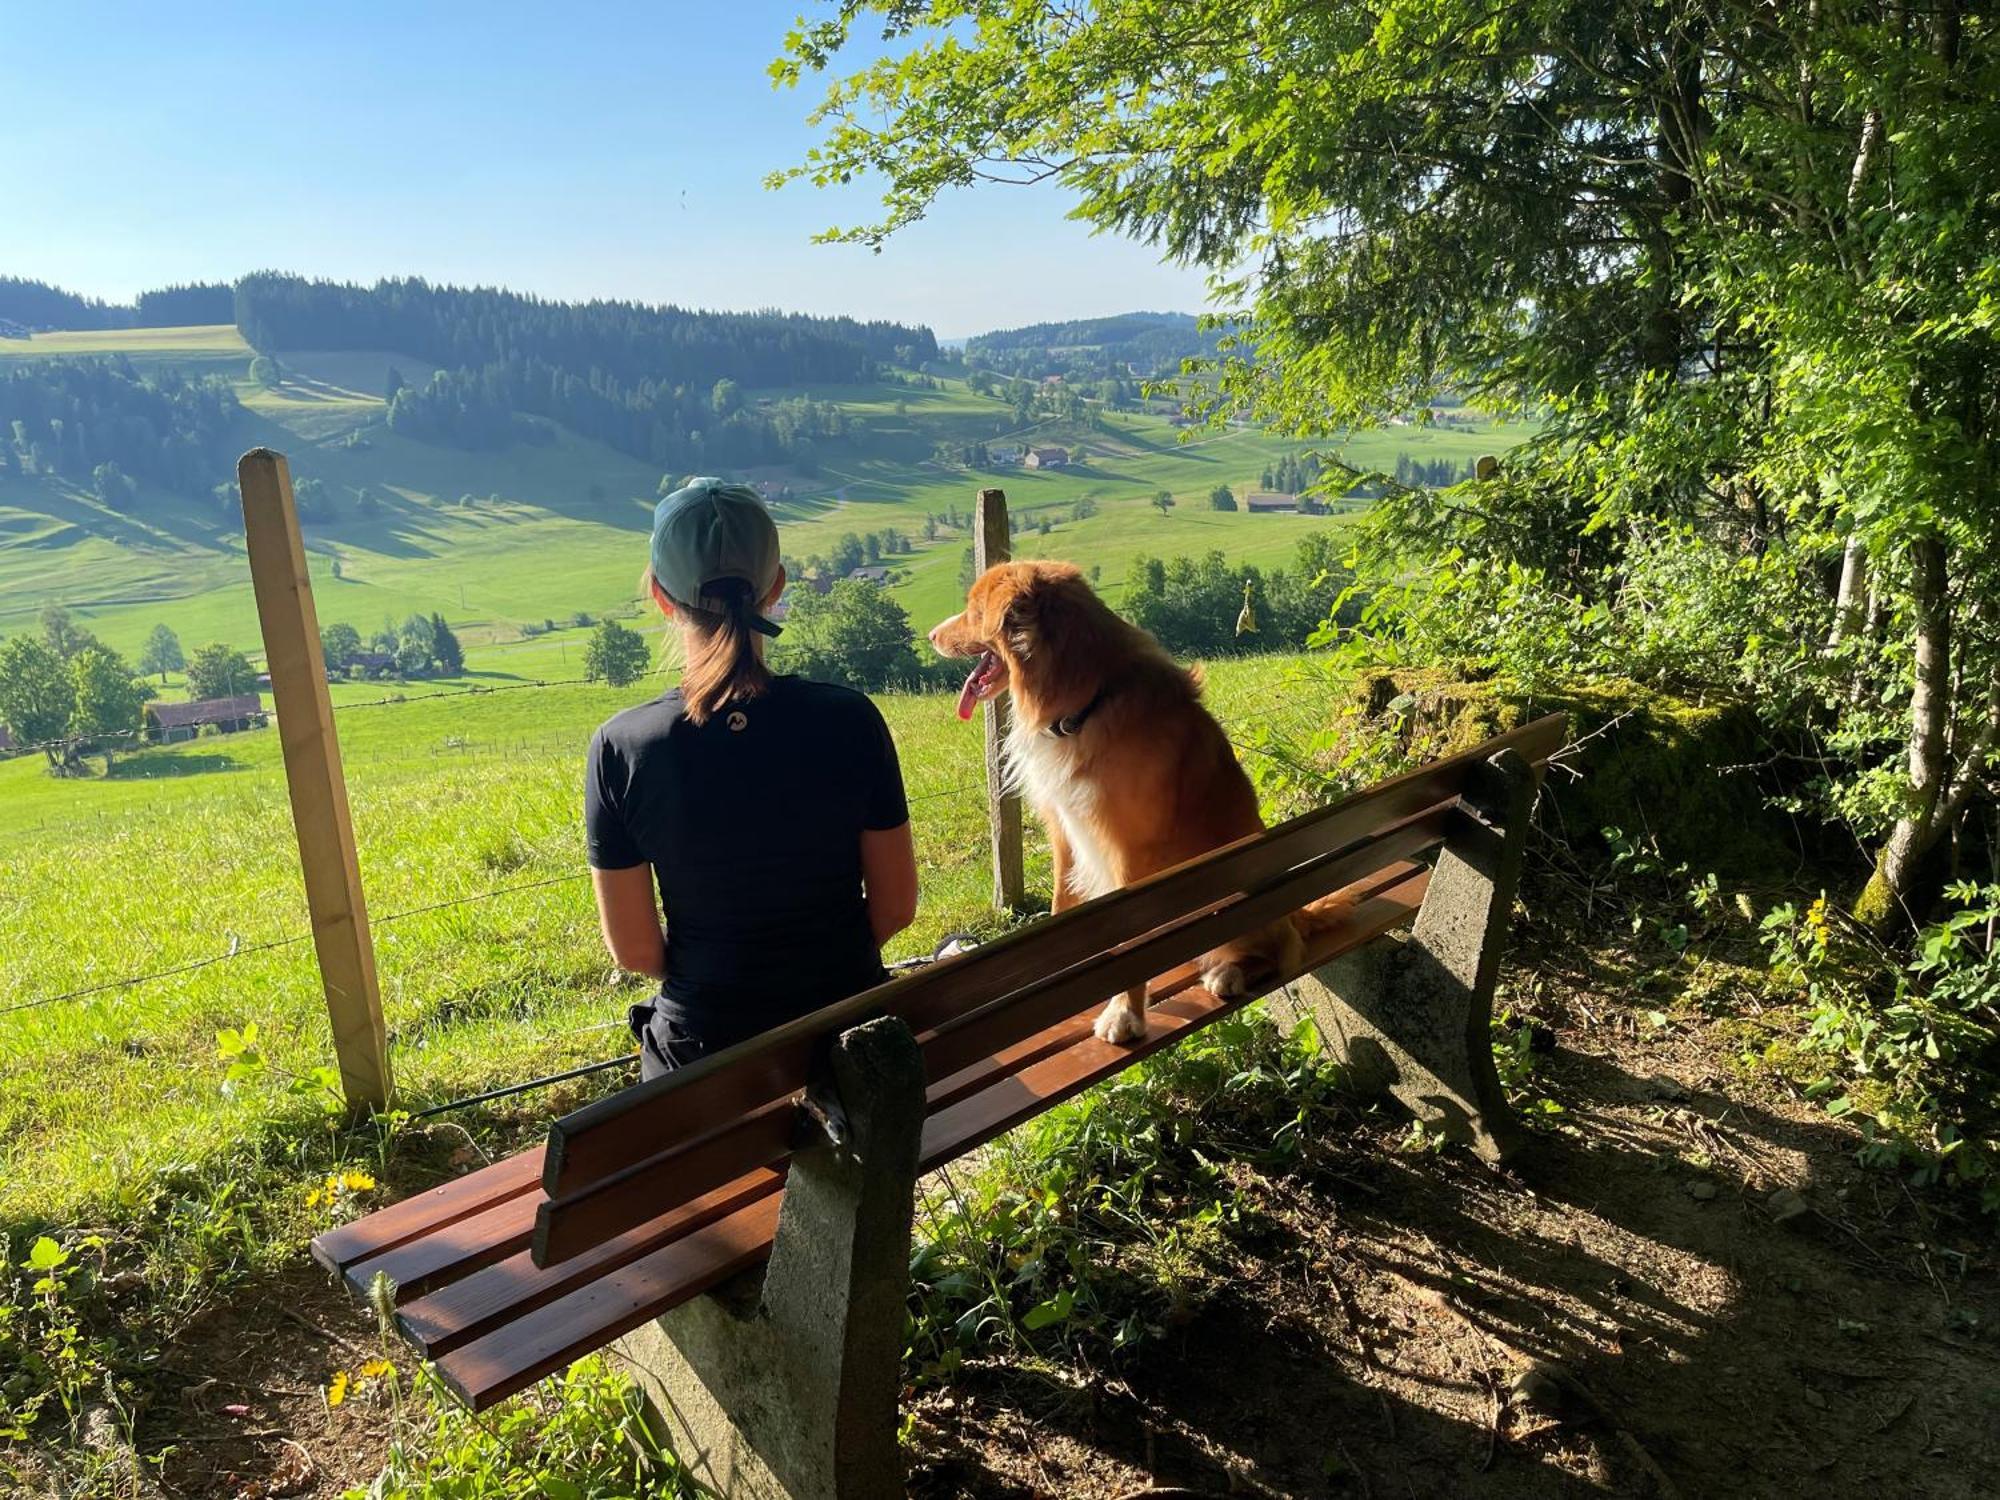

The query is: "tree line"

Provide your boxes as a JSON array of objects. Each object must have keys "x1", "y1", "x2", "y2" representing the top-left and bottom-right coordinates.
[
  {"x1": 385, "y1": 362, "x2": 852, "y2": 472},
  {"x1": 0, "y1": 357, "x2": 242, "y2": 498},
  {"x1": 0, "y1": 277, "x2": 235, "y2": 334},
  {"x1": 963, "y1": 311, "x2": 1222, "y2": 382},
  {"x1": 233, "y1": 274, "x2": 936, "y2": 388}
]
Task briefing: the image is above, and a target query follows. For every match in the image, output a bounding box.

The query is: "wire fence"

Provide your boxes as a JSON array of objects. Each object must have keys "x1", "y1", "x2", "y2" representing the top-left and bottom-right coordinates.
[{"x1": 3, "y1": 653, "x2": 1298, "y2": 1036}]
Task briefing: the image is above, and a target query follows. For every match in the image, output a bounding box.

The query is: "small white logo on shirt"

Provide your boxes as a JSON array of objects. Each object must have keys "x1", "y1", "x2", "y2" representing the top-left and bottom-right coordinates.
[{"x1": 726, "y1": 711, "x2": 749, "y2": 732}]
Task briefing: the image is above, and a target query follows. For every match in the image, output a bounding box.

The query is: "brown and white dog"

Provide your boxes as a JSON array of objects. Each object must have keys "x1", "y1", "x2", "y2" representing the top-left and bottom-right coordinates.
[{"x1": 932, "y1": 561, "x2": 1342, "y2": 1043}]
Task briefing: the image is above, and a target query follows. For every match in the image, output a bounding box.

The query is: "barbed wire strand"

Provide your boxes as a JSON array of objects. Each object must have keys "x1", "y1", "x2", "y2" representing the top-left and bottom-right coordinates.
[
  {"x1": 0, "y1": 932, "x2": 314, "y2": 1018},
  {"x1": 4, "y1": 675, "x2": 606, "y2": 758},
  {"x1": 405, "y1": 1053, "x2": 639, "y2": 1120},
  {"x1": 1, "y1": 870, "x2": 597, "y2": 1020}
]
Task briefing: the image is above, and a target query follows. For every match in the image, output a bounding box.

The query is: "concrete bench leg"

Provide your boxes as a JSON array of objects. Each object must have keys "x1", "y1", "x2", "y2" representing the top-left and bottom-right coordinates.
[
  {"x1": 613, "y1": 1015, "x2": 925, "y2": 1500},
  {"x1": 1273, "y1": 748, "x2": 1533, "y2": 1165}
]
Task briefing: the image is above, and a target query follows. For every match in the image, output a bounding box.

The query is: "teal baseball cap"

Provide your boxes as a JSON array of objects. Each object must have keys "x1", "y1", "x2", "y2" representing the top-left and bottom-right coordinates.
[{"x1": 650, "y1": 478, "x2": 783, "y2": 636}]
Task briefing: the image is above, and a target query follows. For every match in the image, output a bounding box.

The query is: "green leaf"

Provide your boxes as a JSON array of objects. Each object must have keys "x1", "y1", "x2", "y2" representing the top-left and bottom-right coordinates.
[
  {"x1": 1021, "y1": 1289, "x2": 1074, "y2": 1330},
  {"x1": 25, "y1": 1236, "x2": 67, "y2": 1272}
]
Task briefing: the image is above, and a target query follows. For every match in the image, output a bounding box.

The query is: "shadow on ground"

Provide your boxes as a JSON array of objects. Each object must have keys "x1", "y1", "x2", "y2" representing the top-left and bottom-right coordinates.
[{"x1": 904, "y1": 924, "x2": 2000, "y2": 1499}]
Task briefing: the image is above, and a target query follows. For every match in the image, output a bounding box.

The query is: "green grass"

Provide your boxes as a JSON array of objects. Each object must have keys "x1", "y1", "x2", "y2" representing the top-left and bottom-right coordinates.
[
  {"x1": 0, "y1": 322, "x2": 251, "y2": 363},
  {"x1": 0, "y1": 652, "x2": 1340, "y2": 1225}
]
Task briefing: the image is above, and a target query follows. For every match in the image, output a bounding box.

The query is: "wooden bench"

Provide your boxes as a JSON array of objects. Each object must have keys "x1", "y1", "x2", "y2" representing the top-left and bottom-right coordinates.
[{"x1": 312, "y1": 715, "x2": 1561, "y2": 1499}]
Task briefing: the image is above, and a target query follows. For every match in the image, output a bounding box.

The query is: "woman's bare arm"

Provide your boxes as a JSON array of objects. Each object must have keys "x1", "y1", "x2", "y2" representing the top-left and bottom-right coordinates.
[
  {"x1": 860, "y1": 821, "x2": 919, "y2": 947},
  {"x1": 592, "y1": 865, "x2": 667, "y2": 980}
]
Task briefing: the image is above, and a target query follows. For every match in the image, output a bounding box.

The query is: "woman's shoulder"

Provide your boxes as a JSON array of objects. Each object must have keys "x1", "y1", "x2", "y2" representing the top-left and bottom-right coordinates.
[
  {"x1": 593, "y1": 689, "x2": 688, "y2": 751},
  {"x1": 771, "y1": 675, "x2": 882, "y2": 719}
]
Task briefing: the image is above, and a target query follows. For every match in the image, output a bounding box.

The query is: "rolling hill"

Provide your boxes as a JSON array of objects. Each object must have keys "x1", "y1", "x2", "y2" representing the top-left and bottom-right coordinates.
[{"x1": 0, "y1": 306, "x2": 1523, "y2": 682}]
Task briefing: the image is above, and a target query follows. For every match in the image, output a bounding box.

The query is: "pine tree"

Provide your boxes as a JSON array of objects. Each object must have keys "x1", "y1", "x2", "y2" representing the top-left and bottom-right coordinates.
[{"x1": 429, "y1": 613, "x2": 465, "y2": 676}]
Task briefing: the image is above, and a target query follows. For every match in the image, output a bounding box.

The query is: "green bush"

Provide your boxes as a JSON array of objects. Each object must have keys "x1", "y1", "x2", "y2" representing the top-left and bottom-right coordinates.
[{"x1": 1757, "y1": 883, "x2": 2000, "y2": 1217}]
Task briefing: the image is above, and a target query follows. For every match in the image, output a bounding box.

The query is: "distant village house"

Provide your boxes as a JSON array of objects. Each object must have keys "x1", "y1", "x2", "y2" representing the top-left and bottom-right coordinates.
[
  {"x1": 847, "y1": 565, "x2": 892, "y2": 585},
  {"x1": 1023, "y1": 446, "x2": 1070, "y2": 470},
  {"x1": 144, "y1": 695, "x2": 268, "y2": 745},
  {"x1": 1245, "y1": 491, "x2": 1300, "y2": 513}
]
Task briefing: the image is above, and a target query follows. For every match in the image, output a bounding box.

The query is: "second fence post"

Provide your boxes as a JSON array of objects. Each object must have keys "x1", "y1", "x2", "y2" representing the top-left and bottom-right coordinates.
[
  {"x1": 240, "y1": 448, "x2": 393, "y2": 1112},
  {"x1": 974, "y1": 488, "x2": 1027, "y2": 912}
]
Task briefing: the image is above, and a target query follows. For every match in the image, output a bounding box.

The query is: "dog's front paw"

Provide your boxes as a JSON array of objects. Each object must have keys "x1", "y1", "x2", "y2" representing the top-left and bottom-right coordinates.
[
  {"x1": 1201, "y1": 961, "x2": 1248, "y2": 1000},
  {"x1": 1092, "y1": 997, "x2": 1147, "y2": 1045}
]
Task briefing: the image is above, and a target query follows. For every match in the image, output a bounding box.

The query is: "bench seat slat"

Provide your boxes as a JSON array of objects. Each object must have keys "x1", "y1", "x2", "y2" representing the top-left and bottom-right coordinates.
[
  {"x1": 345, "y1": 1192, "x2": 539, "y2": 1303},
  {"x1": 540, "y1": 713, "x2": 1563, "y2": 1198},
  {"x1": 432, "y1": 1194, "x2": 784, "y2": 1410},
  {"x1": 432, "y1": 864, "x2": 1429, "y2": 1410},
  {"x1": 532, "y1": 815, "x2": 1447, "y2": 1266},
  {"x1": 310, "y1": 1146, "x2": 545, "y2": 1275},
  {"x1": 397, "y1": 1167, "x2": 785, "y2": 1358}
]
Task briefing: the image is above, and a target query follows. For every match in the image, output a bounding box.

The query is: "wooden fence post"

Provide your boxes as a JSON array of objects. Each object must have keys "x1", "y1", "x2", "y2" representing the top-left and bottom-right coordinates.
[
  {"x1": 239, "y1": 448, "x2": 392, "y2": 1112},
  {"x1": 974, "y1": 489, "x2": 1028, "y2": 912}
]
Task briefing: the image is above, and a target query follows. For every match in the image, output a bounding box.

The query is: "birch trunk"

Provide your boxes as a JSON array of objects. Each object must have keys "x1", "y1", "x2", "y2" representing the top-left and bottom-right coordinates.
[{"x1": 1857, "y1": 534, "x2": 1951, "y2": 929}]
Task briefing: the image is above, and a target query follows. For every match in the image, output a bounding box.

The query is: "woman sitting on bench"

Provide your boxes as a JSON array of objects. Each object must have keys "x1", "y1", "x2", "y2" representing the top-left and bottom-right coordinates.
[{"x1": 585, "y1": 478, "x2": 920, "y2": 1077}]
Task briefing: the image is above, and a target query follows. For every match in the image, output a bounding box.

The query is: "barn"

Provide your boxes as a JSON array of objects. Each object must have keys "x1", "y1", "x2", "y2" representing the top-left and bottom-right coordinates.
[{"x1": 144, "y1": 695, "x2": 268, "y2": 745}]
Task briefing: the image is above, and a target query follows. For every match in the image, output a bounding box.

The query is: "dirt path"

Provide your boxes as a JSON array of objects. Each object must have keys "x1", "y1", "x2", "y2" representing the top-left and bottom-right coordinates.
[{"x1": 906, "y1": 922, "x2": 2000, "y2": 1498}]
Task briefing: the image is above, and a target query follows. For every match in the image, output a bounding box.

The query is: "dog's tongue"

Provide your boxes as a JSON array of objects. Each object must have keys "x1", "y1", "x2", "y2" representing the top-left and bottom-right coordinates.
[{"x1": 955, "y1": 653, "x2": 994, "y2": 721}]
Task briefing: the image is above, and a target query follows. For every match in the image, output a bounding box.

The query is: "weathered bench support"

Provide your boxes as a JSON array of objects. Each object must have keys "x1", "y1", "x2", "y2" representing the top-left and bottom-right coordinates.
[
  {"x1": 612, "y1": 1017, "x2": 926, "y2": 1500},
  {"x1": 1273, "y1": 748, "x2": 1533, "y2": 1164}
]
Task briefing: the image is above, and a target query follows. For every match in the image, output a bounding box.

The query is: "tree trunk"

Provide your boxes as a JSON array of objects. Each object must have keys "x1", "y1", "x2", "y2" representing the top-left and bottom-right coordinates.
[
  {"x1": 1855, "y1": 533, "x2": 1951, "y2": 930},
  {"x1": 1825, "y1": 534, "x2": 1867, "y2": 651}
]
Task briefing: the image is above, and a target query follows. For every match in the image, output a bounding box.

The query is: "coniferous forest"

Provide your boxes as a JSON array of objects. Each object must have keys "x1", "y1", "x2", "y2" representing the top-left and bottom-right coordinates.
[
  {"x1": 0, "y1": 276, "x2": 234, "y2": 332},
  {"x1": 232, "y1": 274, "x2": 933, "y2": 386}
]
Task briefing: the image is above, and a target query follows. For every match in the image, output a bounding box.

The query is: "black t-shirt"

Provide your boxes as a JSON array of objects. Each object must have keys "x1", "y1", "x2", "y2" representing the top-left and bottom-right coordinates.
[{"x1": 585, "y1": 675, "x2": 909, "y2": 1044}]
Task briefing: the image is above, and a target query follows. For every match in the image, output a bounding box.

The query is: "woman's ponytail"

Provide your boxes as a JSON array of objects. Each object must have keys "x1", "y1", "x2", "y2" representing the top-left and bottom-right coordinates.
[{"x1": 660, "y1": 572, "x2": 773, "y2": 726}]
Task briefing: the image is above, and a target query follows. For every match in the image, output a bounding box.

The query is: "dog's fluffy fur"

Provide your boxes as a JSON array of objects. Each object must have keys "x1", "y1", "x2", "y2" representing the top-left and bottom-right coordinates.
[{"x1": 932, "y1": 561, "x2": 1345, "y2": 1042}]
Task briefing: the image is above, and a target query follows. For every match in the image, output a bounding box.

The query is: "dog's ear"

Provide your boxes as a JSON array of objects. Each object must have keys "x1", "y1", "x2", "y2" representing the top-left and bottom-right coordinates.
[{"x1": 1002, "y1": 567, "x2": 1089, "y2": 662}]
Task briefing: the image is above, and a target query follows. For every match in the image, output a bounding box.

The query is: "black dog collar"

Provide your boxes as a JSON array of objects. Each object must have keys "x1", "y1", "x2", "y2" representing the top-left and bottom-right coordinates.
[{"x1": 1046, "y1": 687, "x2": 1110, "y2": 739}]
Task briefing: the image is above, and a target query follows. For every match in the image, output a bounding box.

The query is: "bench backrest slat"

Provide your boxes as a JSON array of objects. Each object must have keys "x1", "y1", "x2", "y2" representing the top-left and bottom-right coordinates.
[
  {"x1": 532, "y1": 804, "x2": 1457, "y2": 1265},
  {"x1": 541, "y1": 712, "x2": 1563, "y2": 1205}
]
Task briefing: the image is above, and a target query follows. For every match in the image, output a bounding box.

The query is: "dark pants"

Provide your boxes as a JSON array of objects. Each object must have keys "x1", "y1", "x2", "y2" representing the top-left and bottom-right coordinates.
[
  {"x1": 628, "y1": 1002, "x2": 713, "y2": 1081},
  {"x1": 627, "y1": 967, "x2": 893, "y2": 1082}
]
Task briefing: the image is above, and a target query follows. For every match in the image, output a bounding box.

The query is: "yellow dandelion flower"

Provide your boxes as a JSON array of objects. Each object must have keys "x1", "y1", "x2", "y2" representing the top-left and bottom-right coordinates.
[
  {"x1": 359, "y1": 1357, "x2": 395, "y2": 1381},
  {"x1": 326, "y1": 1369, "x2": 350, "y2": 1408},
  {"x1": 340, "y1": 1170, "x2": 377, "y2": 1194}
]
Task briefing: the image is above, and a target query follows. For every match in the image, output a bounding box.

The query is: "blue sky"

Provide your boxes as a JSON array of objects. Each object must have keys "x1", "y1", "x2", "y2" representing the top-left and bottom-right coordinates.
[{"x1": 0, "y1": 2, "x2": 1209, "y2": 337}]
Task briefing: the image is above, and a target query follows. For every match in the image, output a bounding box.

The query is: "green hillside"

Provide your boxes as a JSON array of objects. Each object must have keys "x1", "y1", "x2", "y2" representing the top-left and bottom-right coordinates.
[{"x1": 0, "y1": 323, "x2": 1524, "y2": 675}]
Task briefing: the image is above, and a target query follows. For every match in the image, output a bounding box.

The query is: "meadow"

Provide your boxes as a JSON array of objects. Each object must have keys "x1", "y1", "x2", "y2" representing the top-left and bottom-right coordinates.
[{"x1": 0, "y1": 651, "x2": 1342, "y2": 1227}]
